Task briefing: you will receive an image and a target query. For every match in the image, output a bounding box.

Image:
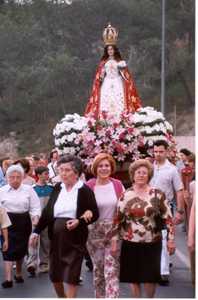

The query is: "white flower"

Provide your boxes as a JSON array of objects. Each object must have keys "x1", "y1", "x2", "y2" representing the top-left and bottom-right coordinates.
[
  {"x1": 67, "y1": 135, "x2": 73, "y2": 142},
  {"x1": 144, "y1": 126, "x2": 152, "y2": 134},
  {"x1": 165, "y1": 121, "x2": 173, "y2": 132},
  {"x1": 60, "y1": 136, "x2": 66, "y2": 144},
  {"x1": 57, "y1": 149, "x2": 64, "y2": 155},
  {"x1": 148, "y1": 140, "x2": 154, "y2": 147},
  {"x1": 71, "y1": 132, "x2": 77, "y2": 139},
  {"x1": 117, "y1": 60, "x2": 127, "y2": 68},
  {"x1": 63, "y1": 147, "x2": 70, "y2": 154},
  {"x1": 69, "y1": 147, "x2": 76, "y2": 154},
  {"x1": 55, "y1": 139, "x2": 61, "y2": 146}
]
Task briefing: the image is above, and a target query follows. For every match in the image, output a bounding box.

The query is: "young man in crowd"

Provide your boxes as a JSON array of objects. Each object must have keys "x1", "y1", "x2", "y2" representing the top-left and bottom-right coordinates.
[{"x1": 150, "y1": 140, "x2": 184, "y2": 286}]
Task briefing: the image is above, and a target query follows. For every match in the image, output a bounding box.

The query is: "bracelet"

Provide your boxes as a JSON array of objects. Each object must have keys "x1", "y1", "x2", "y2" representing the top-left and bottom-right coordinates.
[
  {"x1": 168, "y1": 239, "x2": 175, "y2": 242},
  {"x1": 176, "y1": 208, "x2": 184, "y2": 214}
]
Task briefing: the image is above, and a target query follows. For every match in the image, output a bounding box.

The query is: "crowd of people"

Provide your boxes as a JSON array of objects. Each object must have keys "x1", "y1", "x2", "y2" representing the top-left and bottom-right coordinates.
[{"x1": 0, "y1": 142, "x2": 195, "y2": 298}]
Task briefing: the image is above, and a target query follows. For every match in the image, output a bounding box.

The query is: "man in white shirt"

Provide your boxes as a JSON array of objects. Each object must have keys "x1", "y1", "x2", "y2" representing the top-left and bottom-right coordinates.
[{"x1": 150, "y1": 140, "x2": 184, "y2": 285}]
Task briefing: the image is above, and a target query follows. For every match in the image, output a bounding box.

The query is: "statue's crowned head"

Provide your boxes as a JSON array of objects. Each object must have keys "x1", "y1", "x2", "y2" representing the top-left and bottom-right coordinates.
[{"x1": 103, "y1": 23, "x2": 118, "y2": 46}]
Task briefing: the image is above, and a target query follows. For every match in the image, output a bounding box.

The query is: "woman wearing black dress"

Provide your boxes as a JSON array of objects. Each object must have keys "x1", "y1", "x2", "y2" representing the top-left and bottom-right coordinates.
[{"x1": 30, "y1": 155, "x2": 99, "y2": 298}]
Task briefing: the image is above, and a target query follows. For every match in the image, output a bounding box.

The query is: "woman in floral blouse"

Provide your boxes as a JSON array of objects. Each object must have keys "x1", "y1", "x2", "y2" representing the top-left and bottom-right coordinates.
[{"x1": 111, "y1": 159, "x2": 175, "y2": 298}]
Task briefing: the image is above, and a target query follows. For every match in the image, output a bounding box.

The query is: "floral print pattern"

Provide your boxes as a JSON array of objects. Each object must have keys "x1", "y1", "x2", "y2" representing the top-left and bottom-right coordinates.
[
  {"x1": 87, "y1": 220, "x2": 121, "y2": 298},
  {"x1": 113, "y1": 187, "x2": 175, "y2": 243}
]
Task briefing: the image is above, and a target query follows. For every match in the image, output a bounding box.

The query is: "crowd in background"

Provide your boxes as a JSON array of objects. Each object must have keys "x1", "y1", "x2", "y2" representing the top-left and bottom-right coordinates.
[{"x1": 0, "y1": 142, "x2": 195, "y2": 298}]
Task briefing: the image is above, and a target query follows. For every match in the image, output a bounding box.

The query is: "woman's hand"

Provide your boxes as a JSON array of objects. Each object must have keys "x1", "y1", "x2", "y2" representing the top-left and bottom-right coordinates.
[
  {"x1": 66, "y1": 219, "x2": 79, "y2": 231},
  {"x1": 188, "y1": 239, "x2": 195, "y2": 253},
  {"x1": 183, "y1": 190, "x2": 190, "y2": 205},
  {"x1": 167, "y1": 239, "x2": 176, "y2": 255},
  {"x1": 174, "y1": 211, "x2": 184, "y2": 225},
  {"x1": 80, "y1": 210, "x2": 93, "y2": 223},
  {"x1": 29, "y1": 233, "x2": 39, "y2": 248},
  {"x1": 2, "y1": 240, "x2": 8, "y2": 252},
  {"x1": 32, "y1": 215, "x2": 39, "y2": 226},
  {"x1": 110, "y1": 239, "x2": 118, "y2": 257}
]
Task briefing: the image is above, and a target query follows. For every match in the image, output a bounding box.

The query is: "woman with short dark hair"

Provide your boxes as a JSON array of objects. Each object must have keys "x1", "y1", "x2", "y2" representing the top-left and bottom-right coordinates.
[{"x1": 30, "y1": 155, "x2": 99, "y2": 298}]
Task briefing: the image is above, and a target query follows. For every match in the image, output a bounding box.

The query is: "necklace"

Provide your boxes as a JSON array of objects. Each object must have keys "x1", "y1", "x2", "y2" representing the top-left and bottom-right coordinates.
[{"x1": 133, "y1": 185, "x2": 150, "y2": 195}]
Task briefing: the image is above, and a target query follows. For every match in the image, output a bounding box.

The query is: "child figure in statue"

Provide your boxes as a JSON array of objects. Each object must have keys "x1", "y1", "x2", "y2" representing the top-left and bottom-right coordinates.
[{"x1": 85, "y1": 23, "x2": 142, "y2": 119}]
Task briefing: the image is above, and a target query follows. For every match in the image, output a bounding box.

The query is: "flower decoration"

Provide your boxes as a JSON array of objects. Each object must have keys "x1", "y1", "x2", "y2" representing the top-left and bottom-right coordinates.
[
  {"x1": 79, "y1": 111, "x2": 141, "y2": 165},
  {"x1": 133, "y1": 106, "x2": 175, "y2": 147},
  {"x1": 53, "y1": 113, "x2": 87, "y2": 155},
  {"x1": 53, "y1": 111, "x2": 141, "y2": 166},
  {"x1": 53, "y1": 106, "x2": 175, "y2": 166}
]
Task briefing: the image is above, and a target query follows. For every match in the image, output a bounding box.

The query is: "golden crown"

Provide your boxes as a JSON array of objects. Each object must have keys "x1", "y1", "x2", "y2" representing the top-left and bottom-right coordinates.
[{"x1": 102, "y1": 23, "x2": 118, "y2": 46}]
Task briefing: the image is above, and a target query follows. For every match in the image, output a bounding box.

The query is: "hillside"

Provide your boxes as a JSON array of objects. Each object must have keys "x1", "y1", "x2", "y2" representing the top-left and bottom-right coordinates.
[{"x1": 0, "y1": 0, "x2": 195, "y2": 156}]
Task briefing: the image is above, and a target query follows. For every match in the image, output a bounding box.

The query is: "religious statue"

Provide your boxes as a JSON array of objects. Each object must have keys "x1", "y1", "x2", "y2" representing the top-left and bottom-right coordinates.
[{"x1": 84, "y1": 23, "x2": 142, "y2": 119}]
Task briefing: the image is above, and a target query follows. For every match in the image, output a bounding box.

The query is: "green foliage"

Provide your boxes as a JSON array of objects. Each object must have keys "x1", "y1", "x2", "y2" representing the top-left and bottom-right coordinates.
[{"x1": 0, "y1": 0, "x2": 195, "y2": 154}]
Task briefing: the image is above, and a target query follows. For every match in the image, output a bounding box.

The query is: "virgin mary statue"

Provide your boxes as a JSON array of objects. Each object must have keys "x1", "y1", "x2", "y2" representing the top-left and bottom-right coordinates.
[{"x1": 84, "y1": 23, "x2": 142, "y2": 119}]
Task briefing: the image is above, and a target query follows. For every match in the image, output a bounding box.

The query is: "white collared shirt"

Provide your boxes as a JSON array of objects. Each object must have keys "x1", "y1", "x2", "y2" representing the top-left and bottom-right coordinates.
[
  {"x1": 150, "y1": 159, "x2": 183, "y2": 202},
  {"x1": 54, "y1": 180, "x2": 83, "y2": 218},
  {"x1": 0, "y1": 206, "x2": 11, "y2": 229},
  {"x1": 0, "y1": 184, "x2": 41, "y2": 217}
]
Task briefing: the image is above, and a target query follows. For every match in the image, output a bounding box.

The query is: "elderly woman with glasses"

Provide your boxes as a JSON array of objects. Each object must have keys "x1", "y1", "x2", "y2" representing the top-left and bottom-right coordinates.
[
  {"x1": 30, "y1": 155, "x2": 99, "y2": 298},
  {"x1": 0, "y1": 164, "x2": 41, "y2": 288},
  {"x1": 112, "y1": 159, "x2": 175, "y2": 298}
]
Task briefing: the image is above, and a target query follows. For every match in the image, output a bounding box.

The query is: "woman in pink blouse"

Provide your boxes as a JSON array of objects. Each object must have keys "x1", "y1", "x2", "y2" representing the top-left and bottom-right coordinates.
[
  {"x1": 86, "y1": 153, "x2": 124, "y2": 298},
  {"x1": 112, "y1": 159, "x2": 175, "y2": 298}
]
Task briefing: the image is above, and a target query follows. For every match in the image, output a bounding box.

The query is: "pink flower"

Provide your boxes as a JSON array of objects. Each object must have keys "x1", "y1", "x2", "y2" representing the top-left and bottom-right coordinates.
[
  {"x1": 87, "y1": 120, "x2": 93, "y2": 127},
  {"x1": 127, "y1": 127, "x2": 134, "y2": 134},
  {"x1": 113, "y1": 122, "x2": 119, "y2": 129},
  {"x1": 115, "y1": 144, "x2": 124, "y2": 153},
  {"x1": 119, "y1": 132, "x2": 125, "y2": 140}
]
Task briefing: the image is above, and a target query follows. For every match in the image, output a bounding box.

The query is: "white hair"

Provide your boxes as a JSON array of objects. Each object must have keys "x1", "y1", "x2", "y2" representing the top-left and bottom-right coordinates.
[{"x1": 6, "y1": 164, "x2": 24, "y2": 177}]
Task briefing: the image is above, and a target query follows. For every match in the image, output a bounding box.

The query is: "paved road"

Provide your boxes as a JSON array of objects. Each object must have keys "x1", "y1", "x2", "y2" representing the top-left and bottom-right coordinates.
[{"x1": 0, "y1": 224, "x2": 195, "y2": 298}]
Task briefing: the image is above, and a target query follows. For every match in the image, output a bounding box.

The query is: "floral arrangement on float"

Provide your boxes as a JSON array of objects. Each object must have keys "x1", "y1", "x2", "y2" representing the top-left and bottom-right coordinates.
[
  {"x1": 53, "y1": 107, "x2": 175, "y2": 166},
  {"x1": 53, "y1": 113, "x2": 87, "y2": 156},
  {"x1": 133, "y1": 107, "x2": 175, "y2": 147},
  {"x1": 53, "y1": 111, "x2": 142, "y2": 166},
  {"x1": 79, "y1": 111, "x2": 142, "y2": 166}
]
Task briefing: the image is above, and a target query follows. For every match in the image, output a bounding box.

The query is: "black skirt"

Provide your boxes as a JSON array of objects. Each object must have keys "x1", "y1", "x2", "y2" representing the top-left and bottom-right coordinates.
[
  {"x1": 3, "y1": 212, "x2": 32, "y2": 261},
  {"x1": 120, "y1": 239, "x2": 162, "y2": 283},
  {"x1": 49, "y1": 218, "x2": 86, "y2": 285}
]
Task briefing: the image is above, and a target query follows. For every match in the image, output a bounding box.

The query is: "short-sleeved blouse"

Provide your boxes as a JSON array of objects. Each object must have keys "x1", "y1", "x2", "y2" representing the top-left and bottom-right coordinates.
[{"x1": 114, "y1": 187, "x2": 174, "y2": 243}]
